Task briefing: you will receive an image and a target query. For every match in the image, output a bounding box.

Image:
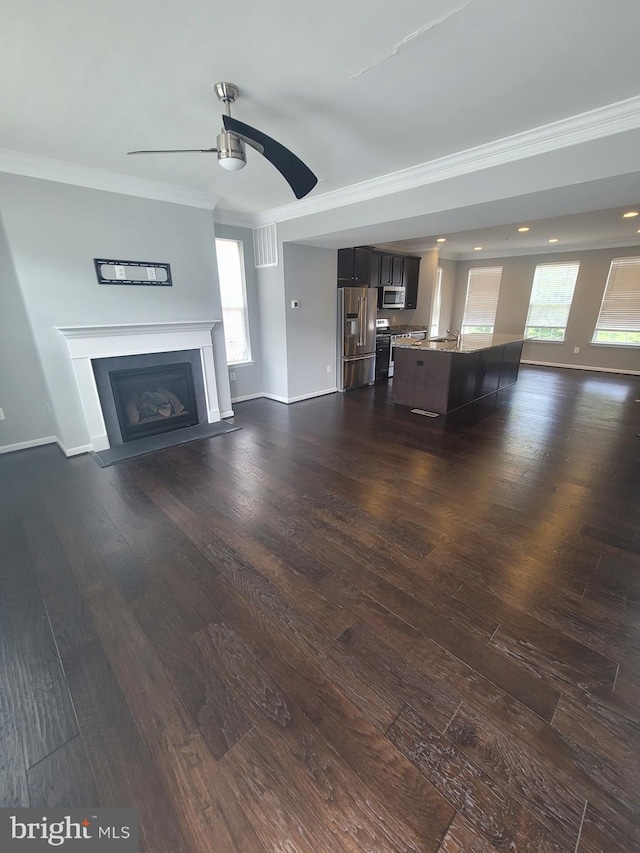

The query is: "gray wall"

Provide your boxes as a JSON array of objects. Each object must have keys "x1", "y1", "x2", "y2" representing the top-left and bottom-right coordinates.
[
  {"x1": 214, "y1": 224, "x2": 264, "y2": 402},
  {"x1": 0, "y1": 173, "x2": 230, "y2": 452},
  {"x1": 438, "y1": 257, "x2": 457, "y2": 336},
  {"x1": 452, "y1": 246, "x2": 640, "y2": 372},
  {"x1": 255, "y1": 260, "x2": 289, "y2": 401},
  {"x1": 283, "y1": 243, "x2": 337, "y2": 401},
  {"x1": 0, "y1": 215, "x2": 56, "y2": 450}
]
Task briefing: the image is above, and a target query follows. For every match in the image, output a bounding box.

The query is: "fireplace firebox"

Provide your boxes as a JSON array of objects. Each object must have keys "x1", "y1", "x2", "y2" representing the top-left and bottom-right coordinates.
[
  {"x1": 92, "y1": 348, "x2": 209, "y2": 448},
  {"x1": 110, "y1": 362, "x2": 198, "y2": 442}
]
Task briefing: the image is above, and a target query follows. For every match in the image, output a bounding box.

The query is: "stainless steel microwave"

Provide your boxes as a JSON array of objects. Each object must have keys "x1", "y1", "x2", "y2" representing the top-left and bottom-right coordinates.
[{"x1": 381, "y1": 285, "x2": 406, "y2": 309}]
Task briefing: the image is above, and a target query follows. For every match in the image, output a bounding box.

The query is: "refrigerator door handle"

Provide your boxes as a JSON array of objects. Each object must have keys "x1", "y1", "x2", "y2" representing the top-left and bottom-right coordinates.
[
  {"x1": 345, "y1": 354, "x2": 375, "y2": 362},
  {"x1": 359, "y1": 296, "x2": 366, "y2": 346}
]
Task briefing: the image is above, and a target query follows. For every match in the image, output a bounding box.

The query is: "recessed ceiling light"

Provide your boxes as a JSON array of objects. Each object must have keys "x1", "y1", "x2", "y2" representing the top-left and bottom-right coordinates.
[
  {"x1": 517, "y1": 226, "x2": 530, "y2": 232},
  {"x1": 548, "y1": 238, "x2": 559, "y2": 243},
  {"x1": 637, "y1": 228, "x2": 640, "y2": 233},
  {"x1": 474, "y1": 246, "x2": 483, "y2": 251},
  {"x1": 623, "y1": 211, "x2": 639, "y2": 218},
  {"x1": 436, "y1": 237, "x2": 446, "y2": 243}
]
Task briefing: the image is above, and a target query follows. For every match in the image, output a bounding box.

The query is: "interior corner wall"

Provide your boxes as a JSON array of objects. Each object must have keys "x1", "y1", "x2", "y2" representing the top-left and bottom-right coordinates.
[
  {"x1": 255, "y1": 258, "x2": 289, "y2": 401},
  {"x1": 0, "y1": 172, "x2": 230, "y2": 453},
  {"x1": 214, "y1": 223, "x2": 264, "y2": 403},
  {"x1": 282, "y1": 242, "x2": 337, "y2": 401},
  {"x1": 438, "y1": 257, "x2": 458, "y2": 336},
  {"x1": 0, "y1": 214, "x2": 56, "y2": 451},
  {"x1": 452, "y1": 245, "x2": 640, "y2": 373}
]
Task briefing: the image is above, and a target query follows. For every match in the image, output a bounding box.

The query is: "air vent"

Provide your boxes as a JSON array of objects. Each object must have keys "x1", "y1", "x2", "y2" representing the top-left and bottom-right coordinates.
[{"x1": 253, "y1": 223, "x2": 278, "y2": 268}]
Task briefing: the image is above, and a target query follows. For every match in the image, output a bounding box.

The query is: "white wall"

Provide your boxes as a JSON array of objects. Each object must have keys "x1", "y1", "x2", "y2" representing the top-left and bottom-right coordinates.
[
  {"x1": 0, "y1": 173, "x2": 230, "y2": 453},
  {"x1": 283, "y1": 243, "x2": 337, "y2": 401},
  {"x1": 452, "y1": 245, "x2": 640, "y2": 373},
  {"x1": 214, "y1": 224, "x2": 264, "y2": 403},
  {"x1": 0, "y1": 215, "x2": 56, "y2": 451}
]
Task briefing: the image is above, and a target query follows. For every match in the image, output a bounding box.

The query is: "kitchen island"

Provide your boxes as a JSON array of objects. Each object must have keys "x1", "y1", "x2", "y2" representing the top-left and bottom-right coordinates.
[{"x1": 392, "y1": 333, "x2": 525, "y2": 414}]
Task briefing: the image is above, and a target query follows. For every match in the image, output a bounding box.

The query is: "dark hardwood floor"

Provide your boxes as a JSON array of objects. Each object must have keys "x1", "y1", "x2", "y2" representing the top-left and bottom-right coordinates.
[{"x1": 1, "y1": 365, "x2": 639, "y2": 851}]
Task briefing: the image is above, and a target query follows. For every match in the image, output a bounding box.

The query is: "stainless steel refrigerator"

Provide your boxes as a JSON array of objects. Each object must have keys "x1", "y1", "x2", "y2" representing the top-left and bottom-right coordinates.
[{"x1": 338, "y1": 287, "x2": 377, "y2": 391}]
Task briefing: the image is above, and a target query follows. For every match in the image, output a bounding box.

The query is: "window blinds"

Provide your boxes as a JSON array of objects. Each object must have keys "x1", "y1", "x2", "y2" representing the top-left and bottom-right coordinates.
[
  {"x1": 216, "y1": 238, "x2": 251, "y2": 363},
  {"x1": 593, "y1": 257, "x2": 640, "y2": 343},
  {"x1": 525, "y1": 262, "x2": 579, "y2": 340},
  {"x1": 462, "y1": 267, "x2": 503, "y2": 331}
]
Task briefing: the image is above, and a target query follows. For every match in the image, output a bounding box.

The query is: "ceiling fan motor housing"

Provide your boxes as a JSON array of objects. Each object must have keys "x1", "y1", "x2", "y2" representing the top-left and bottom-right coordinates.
[{"x1": 216, "y1": 130, "x2": 246, "y2": 171}]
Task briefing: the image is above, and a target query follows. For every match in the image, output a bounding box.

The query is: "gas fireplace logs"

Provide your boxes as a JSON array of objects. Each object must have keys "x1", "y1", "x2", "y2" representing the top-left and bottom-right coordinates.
[{"x1": 125, "y1": 387, "x2": 186, "y2": 424}]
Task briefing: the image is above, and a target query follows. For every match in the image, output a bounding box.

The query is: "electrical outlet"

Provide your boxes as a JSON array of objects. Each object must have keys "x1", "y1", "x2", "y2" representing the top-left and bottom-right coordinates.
[
  {"x1": 229, "y1": 372, "x2": 236, "y2": 381},
  {"x1": 0, "y1": 407, "x2": 5, "y2": 421},
  {"x1": 46, "y1": 402, "x2": 52, "y2": 414},
  {"x1": 326, "y1": 364, "x2": 331, "y2": 373},
  {"x1": 291, "y1": 299, "x2": 300, "y2": 309},
  {"x1": 573, "y1": 346, "x2": 580, "y2": 354}
]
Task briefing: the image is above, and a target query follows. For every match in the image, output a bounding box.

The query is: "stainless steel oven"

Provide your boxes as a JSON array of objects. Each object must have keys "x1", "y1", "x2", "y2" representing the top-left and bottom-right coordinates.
[{"x1": 381, "y1": 286, "x2": 406, "y2": 309}]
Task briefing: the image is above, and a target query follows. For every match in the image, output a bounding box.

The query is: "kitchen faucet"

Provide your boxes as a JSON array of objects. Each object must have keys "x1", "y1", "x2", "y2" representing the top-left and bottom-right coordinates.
[{"x1": 446, "y1": 328, "x2": 461, "y2": 345}]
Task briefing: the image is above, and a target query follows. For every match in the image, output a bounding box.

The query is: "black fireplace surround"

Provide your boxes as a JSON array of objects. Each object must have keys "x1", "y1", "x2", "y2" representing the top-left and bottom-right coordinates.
[{"x1": 92, "y1": 350, "x2": 208, "y2": 446}]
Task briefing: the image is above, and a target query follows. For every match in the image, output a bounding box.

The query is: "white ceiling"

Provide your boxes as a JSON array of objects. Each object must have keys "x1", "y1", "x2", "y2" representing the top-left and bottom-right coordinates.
[
  {"x1": 386, "y1": 205, "x2": 640, "y2": 260},
  {"x1": 3, "y1": 0, "x2": 640, "y2": 221}
]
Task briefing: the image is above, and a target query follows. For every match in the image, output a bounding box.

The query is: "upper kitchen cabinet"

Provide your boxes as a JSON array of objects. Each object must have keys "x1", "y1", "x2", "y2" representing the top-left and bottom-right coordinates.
[
  {"x1": 369, "y1": 251, "x2": 382, "y2": 287},
  {"x1": 402, "y1": 256, "x2": 421, "y2": 309},
  {"x1": 378, "y1": 254, "x2": 404, "y2": 286},
  {"x1": 337, "y1": 247, "x2": 371, "y2": 286}
]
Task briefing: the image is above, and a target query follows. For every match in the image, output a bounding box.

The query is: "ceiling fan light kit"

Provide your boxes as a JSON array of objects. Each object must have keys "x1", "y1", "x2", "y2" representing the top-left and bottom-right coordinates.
[{"x1": 128, "y1": 82, "x2": 317, "y2": 198}]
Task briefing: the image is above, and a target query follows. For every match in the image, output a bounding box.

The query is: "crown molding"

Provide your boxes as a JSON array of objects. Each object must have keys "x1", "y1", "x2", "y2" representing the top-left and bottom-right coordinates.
[
  {"x1": 213, "y1": 208, "x2": 254, "y2": 229},
  {"x1": 0, "y1": 148, "x2": 220, "y2": 209},
  {"x1": 254, "y1": 94, "x2": 640, "y2": 226}
]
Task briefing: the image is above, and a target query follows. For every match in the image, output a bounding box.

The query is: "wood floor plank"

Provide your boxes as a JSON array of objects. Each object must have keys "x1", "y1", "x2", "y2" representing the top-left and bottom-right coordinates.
[
  {"x1": 27, "y1": 736, "x2": 100, "y2": 808},
  {"x1": 0, "y1": 526, "x2": 78, "y2": 767},
  {"x1": 194, "y1": 615, "x2": 444, "y2": 853},
  {"x1": 85, "y1": 586, "x2": 266, "y2": 853},
  {"x1": 436, "y1": 815, "x2": 499, "y2": 852},
  {"x1": 63, "y1": 638, "x2": 189, "y2": 853},
  {"x1": 23, "y1": 517, "x2": 98, "y2": 658},
  {"x1": 387, "y1": 705, "x2": 577, "y2": 852}
]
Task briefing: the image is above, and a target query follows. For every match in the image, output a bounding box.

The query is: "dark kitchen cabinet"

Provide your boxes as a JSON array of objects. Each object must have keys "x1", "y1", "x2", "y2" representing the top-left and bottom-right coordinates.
[
  {"x1": 402, "y1": 256, "x2": 421, "y2": 309},
  {"x1": 391, "y1": 255, "x2": 404, "y2": 284},
  {"x1": 337, "y1": 247, "x2": 371, "y2": 286},
  {"x1": 369, "y1": 251, "x2": 382, "y2": 287},
  {"x1": 379, "y1": 254, "x2": 392, "y2": 285}
]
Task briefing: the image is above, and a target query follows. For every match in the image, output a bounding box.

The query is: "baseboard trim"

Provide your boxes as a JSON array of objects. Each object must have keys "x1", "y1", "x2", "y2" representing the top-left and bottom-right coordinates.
[
  {"x1": 522, "y1": 359, "x2": 640, "y2": 376},
  {"x1": 56, "y1": 438, "x2": 93, "y2": 457},
  {"x1": 287, "y1": 387, "x2": 338, "y2": 403},
  {"x1": 230, "y1": 393, "x2": 265, "y2": 403},
  {"x1": 0, "y1": 435, "x2": 57, "y2": 455},
  {"x1": 262, "y1": 388, "x2": 338, "y2": 405},
  {"x1": 221, "y1": 409, "x2": 235, "y2": 418}
]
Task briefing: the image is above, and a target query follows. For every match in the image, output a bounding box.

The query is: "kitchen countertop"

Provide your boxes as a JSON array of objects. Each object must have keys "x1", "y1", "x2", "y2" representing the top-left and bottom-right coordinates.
[
  {"x1": 377, "y1": 325, "x2": 428, "y2": 336},
  {"x1": 392, "y1": 333, "x2": 526, "y2": 354}
]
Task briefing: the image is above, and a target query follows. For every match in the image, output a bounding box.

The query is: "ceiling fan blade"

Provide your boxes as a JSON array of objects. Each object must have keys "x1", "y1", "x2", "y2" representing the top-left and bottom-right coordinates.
[
  {"x1": 222, "y1": 115, "x2": 317, "y2": 199},
  {"x1": 127, "y1": 148, "x2": 217, "y2": 154}
]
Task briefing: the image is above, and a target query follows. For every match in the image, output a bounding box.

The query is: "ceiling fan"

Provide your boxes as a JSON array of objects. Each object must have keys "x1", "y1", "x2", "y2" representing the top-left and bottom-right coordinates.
[{"x1": 128, "y1": 82, "x2": 318, "y2": 200}]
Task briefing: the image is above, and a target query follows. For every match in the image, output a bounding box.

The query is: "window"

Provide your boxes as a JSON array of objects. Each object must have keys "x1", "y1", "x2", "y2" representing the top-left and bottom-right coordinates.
[
  {"x1": 216, "y1": 238, "x2": 251, "y2": 363},
  {"x1": 524, "y1": 262, "x2": 580, "y2": 341},
  {"x1": 592, "y1": 257, "x2": 640, "y2": 346},
  {"x1": 462, "y1": 267, "x2": 503, "y2": 333},
  {"x1": 430, "y1": 267, "x2": 443, "y2": 338}
]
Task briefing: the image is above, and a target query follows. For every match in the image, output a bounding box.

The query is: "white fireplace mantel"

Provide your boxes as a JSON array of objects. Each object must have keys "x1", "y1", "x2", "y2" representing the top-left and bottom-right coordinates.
[{"x1": 57, "y1": 320, "x2": 222, "y2": 451}]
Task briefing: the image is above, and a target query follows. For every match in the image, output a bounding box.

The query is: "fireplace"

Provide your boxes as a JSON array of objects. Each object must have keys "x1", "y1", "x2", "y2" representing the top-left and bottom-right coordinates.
[
  {"x1": 110, "y1": 362, "x2": 198, "y2": 442},
  {"x1": 92, "y1": 348, "x2": 209, "y2": 447},
  {"x1": 56, "y1": 321, "x2": 223, "y2": 454}
]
